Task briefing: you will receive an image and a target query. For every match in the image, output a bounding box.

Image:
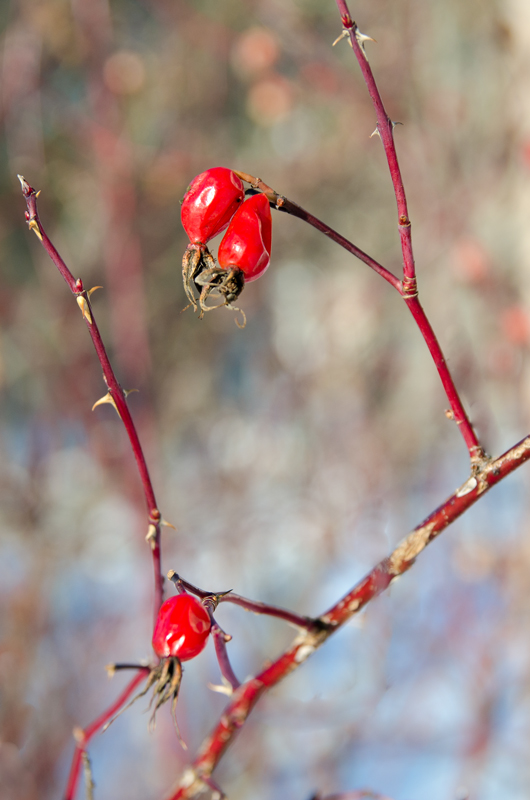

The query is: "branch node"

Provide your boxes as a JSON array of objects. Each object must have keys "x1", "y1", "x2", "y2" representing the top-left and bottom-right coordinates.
[{"x1": 401, "y1": 276, "x2": 418, "y2": 299}]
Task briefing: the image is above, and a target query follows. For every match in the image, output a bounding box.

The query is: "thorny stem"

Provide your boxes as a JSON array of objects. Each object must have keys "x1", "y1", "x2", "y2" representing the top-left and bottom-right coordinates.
[
  {"x1": 332, "y1": 4, "x2": 486, "y2": 463},
  {"x1": 236, "y1": 170, "x2": 484, "y2": 466},
  {"x1": 334, "y1": 4, "x2": 414, "y2": 280},
  {"x1": 403, "y1": 289, "x2": 484, "y2": 463},
  {"x1": 210, "y1": 620, "x2": 241, "y2": 693},
  {"x1": 64, "y1": 668, "x2": 150, "y2": 800},
  {"x1": 167, "y1": 432, "x2": 530, "y2": 798},
  {"x1": 18, "y1": 176, "x2": 165, "y2": 618}
]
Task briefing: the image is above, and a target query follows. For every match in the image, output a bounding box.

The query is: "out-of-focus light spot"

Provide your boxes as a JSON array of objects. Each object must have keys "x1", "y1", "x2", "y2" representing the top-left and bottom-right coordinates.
[
  {"x1": 488, "y1": 342, "x2": 516, "y2": 376},
  {"x1": 452, "y1": 541, "x2": 495, "y2": 582},
  {"x1": 501, "y1": 305, "x2": 530, "y2": 346},
  {"x1": 521, "y1": 139, "x2": 530, "y2": 168},
  {"x1": 103, "y1": 51, "x2": 146, "y2": 95},
  {"x1": 231, "y1": 27, "x2": 280, "y2": 79},
  {"x1": 270, "y1": 109, "x2": 319, "y2": 160},
  {"x1": 143, "y1": 150, "x2": 189, "y2": 206},
  {"x1": 452, "y1": 237, "x2": 490, "y2": 283},
  {"x1": 246, "y1": 76, "x2": 294, "y2": 126},
  {"x1": 300, "y1": 61, "x2": 339, "y2": 95}
]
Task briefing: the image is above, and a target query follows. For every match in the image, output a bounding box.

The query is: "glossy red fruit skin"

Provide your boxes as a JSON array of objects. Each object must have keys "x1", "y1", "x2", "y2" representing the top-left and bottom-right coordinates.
[
  {"x1": 152, "y1": 594, "x2": 211, "y2": 661},
  {"x1": 181, "y1": 168, "x2": 245, "y2": 245},
  {"x1": 217, "y1": 193, "x2": 272, "y2": 282}
]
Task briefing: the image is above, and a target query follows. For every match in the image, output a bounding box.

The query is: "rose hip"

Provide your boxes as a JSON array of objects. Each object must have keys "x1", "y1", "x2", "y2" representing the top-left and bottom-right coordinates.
[
  {"x1": 181, "y1": 167, "x2": 244, "y2": 245},
  {"x1": 217, "y1": 192, "x2": 272, "y2": 282},
  {"x1": 152, "y1": 594, "x2": 211, "y2": 661}
]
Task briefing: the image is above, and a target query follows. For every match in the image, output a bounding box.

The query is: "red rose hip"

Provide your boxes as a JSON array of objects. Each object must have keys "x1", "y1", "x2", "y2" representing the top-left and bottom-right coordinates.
[
  {"x1": 217, "y1": 192, "x2": 272, "y2": 282},
  {"x1": 181, "y1": 167, "x2": 245, "y2": 245},
  {"x1": 152, "y1": 594, "x2": 211, "y2": 661}
]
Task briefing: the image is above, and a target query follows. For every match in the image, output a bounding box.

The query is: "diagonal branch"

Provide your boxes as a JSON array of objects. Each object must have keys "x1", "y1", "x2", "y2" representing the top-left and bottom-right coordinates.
[
  {"x1": 166, "y1": 432, "x2": 530, "y2": 798},
  {"x1": 64, "y1": 668, "x2": 150, "y2": 800},
  {"x1": 18, "y1": 176, "x2": 164, "y2": 621}
]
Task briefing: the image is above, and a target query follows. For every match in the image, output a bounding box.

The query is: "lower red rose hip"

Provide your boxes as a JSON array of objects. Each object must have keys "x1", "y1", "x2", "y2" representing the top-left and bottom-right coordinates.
[
  {"x1": 218, "y1": 192, "x2": 272, "y2": 281},
  {"x1": 152, "y1": 594, "x2": 211, "y2": 660}
]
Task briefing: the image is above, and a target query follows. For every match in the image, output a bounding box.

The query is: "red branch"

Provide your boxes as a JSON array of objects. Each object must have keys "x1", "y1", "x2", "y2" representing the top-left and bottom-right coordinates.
[
  {"x1": 166, "y1": 433, "x2": 530, "y2": 798},
  {"x1": 234, "y1": 170, "x2": 483, "y2": 465},
  {"x1": 334, "y1": 3, "x2": 414, "y2": 281},
  {"x1": 64, "y1": 669, "x2": 150, "y2": 800},
  {"x1": 18, "y1": 176, "x2": 164, "y2": 619},
  {"x1": 333, "y1": 4, "x2": 485, "y2": 463}
]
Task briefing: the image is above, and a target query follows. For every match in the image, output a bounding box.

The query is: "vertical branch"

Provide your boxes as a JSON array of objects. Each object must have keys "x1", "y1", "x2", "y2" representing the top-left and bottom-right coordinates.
[
  {"x1": 334, "y1": 3, "x2": 415, "y2": 281},
  {"x1": 332, "y1": 2, "x2": 486, "y2": 465},
  {"x1": 18, "y1": 176, "x2": 164, "y2": 618}
]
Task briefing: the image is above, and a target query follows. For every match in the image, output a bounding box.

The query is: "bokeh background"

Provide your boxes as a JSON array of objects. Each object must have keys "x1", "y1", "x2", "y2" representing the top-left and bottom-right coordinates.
[{"x1": 2, "y1": 1, "x2": 530, "y2": 799}]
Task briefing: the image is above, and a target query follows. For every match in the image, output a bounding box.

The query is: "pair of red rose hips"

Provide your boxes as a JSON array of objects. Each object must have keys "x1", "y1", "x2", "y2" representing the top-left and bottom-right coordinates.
[{"x1": 181, "y1": 167, "x2": 272, "y2": 320}]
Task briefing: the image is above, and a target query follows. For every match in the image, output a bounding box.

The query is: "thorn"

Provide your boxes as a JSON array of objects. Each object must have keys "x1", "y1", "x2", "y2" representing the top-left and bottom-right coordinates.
[
  {"x1": 456, "y1": 476, "x2": 478, "y2": 498},
  {"x1": 391, "y1": 121, "x2": 404, "y2": 130},
  {"x1": 28, "y1": 219, "x2": 43, "y2": 241},
  {"x1": 146, "y1": 524, "x2": 157, "y2": 546},
  {"x1": 207, "y1": 680, "x2": 234, "y2": 697},
  {"x1": 88, "y1": 285, "x2": 103, "y2": 298},
  {"x1": 161, "y1": 517, "x2": 176, "y2": 530},
  {"x1": 214, "y1": 589, "x2": 233, "y2": 600},
  {"x1": 73, "y1": 726, "x2": 85, "y2": 744},
  {"x1": 355, "y1": 28, "x2": 376, "y2": 56},
  {"x1": 370, "y1": 125, "x2": 381, "y2": 139},
  {"x1": 76, "y1": 295, "x2": 92, "y2": 324},
  {"x1": 35, "y1": 190, "x2": 41, "y2": 198},
  {"x1": 92, "y1": 392, "x2": 119, "y2": 415},
  {"x1": 124, "y1": 388, "x2": 139, "y2": 398},
  {"x1": 332, "y1": 29, "x2": 350, "y2": 47}
]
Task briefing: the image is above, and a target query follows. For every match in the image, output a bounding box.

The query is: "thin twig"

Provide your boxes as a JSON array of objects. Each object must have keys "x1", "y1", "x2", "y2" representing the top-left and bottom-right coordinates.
[
  {"x1": 18, "y1": 176, "x2": 164, "y2": 618},
  {"x1": 64, "y1": 669, "x2": 150, "y2": 800},
  {"x1": 331, "y1": 4, "x2": 486, "y2": 464},
  {"x1": 168, "y1": 571, "x2": 315, "y2": 631},
  {"x1": 235, "y1": 170, "x2": 401, "y2": 292},
  {"x1": 333, "y1": 5, "x2": 414, "y2": 281}
]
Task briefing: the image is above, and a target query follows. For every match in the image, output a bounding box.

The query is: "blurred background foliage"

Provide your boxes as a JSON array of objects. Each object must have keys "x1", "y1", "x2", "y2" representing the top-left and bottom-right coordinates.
[{"x1": 2, "y1": 0, "x2": 530, "y2": 798}]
